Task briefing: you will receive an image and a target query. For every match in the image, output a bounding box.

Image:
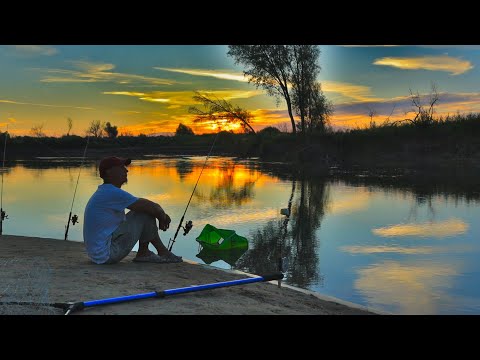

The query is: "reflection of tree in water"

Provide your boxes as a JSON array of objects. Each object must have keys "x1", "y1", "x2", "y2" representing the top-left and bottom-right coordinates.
[
  {"x1": 175, "y1": 159, "x2": 194, "y2": 181},
  {"x1": 407, "y1": 193, "x2": 436, "y2": 222},
  {"x1": 195, "y1": 164, "x2": 256, "y2": 208},
  {"x1": 338, "y1": 170, "x2": 480, "y2": 223},
  {"x1": 236, "y1": 219, "x2": 292, "y2": 275},
  {"x1": 236, "y1": 174, "x2": 329, "y2": 289}
]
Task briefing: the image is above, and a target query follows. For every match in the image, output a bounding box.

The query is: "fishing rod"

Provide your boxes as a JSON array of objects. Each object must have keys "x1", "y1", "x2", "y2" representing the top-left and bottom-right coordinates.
[
  {"x1": 167, "y1": 131, "x2": 220, "y2": 252},
  {"x1": 0, "y1": 126, "x2": 8, "y2": 235},
  {"x1": 0, "y1": 272, "x2": 283, "y2": 315},
  {"x1": 65, "y1": 272, "x2": 283, "y2": 315},
  {"x1": 64, "y1": 136, "x2": 90, "y2": 240}
]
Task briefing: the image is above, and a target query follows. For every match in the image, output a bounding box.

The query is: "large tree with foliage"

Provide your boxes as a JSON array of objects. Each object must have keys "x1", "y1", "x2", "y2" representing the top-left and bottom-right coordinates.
[
  {"x1": 228, "y1": 45, "x2": 331, "y2": 135},
  {"x1": 104, "y1": 122, "x2": 118, "y2": 138},
  {"x1": 189, "y1": 91, "x2": 256, "y2": 134},
  {"x1": 289, "y1": 46, "x2": 332, "y2": 134},
  {"x1": 175, "y1": 123, "x2": 195, "y2": 135},
  {"x1": 293, "y1": 82, "x2": 333, "y2": 133},
  {"x1": 227, "y1": 45, "x2": 296, "y2": 133}
]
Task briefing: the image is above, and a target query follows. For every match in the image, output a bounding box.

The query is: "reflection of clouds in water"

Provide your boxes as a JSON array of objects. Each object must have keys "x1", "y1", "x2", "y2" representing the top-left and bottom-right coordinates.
[
  {"x1": 327, "y1": 190, "x2": 370, "y2": 215},
  {"x1": 355, "y1": 260, "x2": 460, "y2": 314},
  {"x1": 197, "y1": 209, "x2": 278, "y2": 227},
  {"x1": 341, "y1": 244, "x2": 474, "y2": 255},
  {"x1": 372, "y1": 218, "x2": 468, "y2": 238}
]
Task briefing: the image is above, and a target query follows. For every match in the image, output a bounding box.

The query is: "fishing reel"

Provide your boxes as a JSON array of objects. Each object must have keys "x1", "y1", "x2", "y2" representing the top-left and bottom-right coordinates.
[
  {"x1": 182, "y1": 220, "x2": 193, "y2": 236},
  {"x1": 71, "y1": 214, "x2": 79, "y2": 226},
  {"x1": 1, "y1": 209, "x2": 7, "y2": 221}
]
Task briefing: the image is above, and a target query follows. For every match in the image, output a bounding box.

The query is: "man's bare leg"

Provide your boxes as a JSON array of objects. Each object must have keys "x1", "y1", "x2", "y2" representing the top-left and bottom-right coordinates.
[
  {"x1": 136, "y1": 242, "x2": 151, "y2": 258},
  {"x1": 149, "y1": 234, "x2": 178, "y2": 257}
]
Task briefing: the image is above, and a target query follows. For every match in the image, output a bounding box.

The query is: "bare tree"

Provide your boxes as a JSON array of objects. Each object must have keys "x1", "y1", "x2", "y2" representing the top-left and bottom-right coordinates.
[
  {"x1": 66, "y1": 117, "x2": 73, "y2": 136},
  {"x1": 30, "y1": 123, "x2": 46, "y2": 137},
  {"x1": 87, "y1": 120, "x2": 105, "y2": 138},
  {"x1": 405, "y1": 83, "x2": 439, "y2": 126},
  {"x1": 277, "y1": 122, "x2": 290, "y2": 133},
  {"x1": 367, "y1": 107, "x2": 378, "y2": 128},
  {"x1": 189, "y1": 91, "x2": 256, "y2": 134}
]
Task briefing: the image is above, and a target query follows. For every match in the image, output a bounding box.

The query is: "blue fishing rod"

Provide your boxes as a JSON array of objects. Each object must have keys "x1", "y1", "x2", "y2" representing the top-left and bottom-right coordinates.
[
  {"x1": 63, "y1": 272, "x2": 283, "y2": 315},
  {"x1": 167, "y1": 131, "x2": 220, "y2": 252}
]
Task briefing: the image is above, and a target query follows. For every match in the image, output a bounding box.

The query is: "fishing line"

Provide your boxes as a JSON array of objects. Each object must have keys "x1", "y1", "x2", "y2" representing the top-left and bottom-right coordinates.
[
  {"x1": 64, "y1": 136, "x2": 90, "y2": 240},
  {"x1": 167, "y1": 131, "x2": 220, "y2": 252},
  {"x1": 0, "y1": 126, "x2": 8, "y2": 235}
]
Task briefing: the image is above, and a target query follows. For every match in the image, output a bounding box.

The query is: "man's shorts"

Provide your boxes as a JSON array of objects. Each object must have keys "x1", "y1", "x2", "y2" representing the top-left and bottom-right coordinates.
[{"x1": 105, "y1": 211, "x2": 158, "y2": 264}]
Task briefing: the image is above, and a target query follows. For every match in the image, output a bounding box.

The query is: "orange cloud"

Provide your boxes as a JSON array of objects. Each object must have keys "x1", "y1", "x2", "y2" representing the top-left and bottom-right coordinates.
[
  {"x1": 155, "y1": 68, "x2": 248, "y2": 82},
  {"x1": 322, "y1": 81, "x2": 383, "y2": 102},
  {"x1": 0, "y1": 99, "x2": 93, "y2": 110},
  {"x1": 40, "y1": 61, "x2": 176, "y2": 85},
  {"x1": 104, "y1": 89, "x2": 261, "y2": 107},
  {"x1": 374, "y1": 55, "x2": 473, "y2": 75}
]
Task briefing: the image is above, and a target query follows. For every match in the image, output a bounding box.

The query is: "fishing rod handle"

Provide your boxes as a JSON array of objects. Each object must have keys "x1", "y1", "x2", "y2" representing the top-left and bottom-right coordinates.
[
  {"x1": 260, "y1": 273, "x2": 284, "y2": 282},
  {"x1": 64, "y1": 211, "x2": 72, "y2": 240},
  {"x1": 173, "y1": 214, "x2": 185, "y2": 240}
]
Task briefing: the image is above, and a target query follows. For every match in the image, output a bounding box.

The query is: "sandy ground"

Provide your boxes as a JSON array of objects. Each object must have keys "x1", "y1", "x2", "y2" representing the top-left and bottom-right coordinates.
[{"x1": 0, "y1": 235, "x2": 382, "y2": 315}]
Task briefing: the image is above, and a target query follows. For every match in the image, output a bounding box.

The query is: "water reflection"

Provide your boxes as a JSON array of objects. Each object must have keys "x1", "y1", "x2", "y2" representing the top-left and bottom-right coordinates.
[
  {"x1": 175, "y1": 159, "x2": 194, "y2": 181},
  {"x1": 196, "y1": 247, "x2": 248, "y2": 268},
  {"x1": 354, "y1": 260, "x2": 461, "y2": 314},
  {"x1": 194, "y1": 163, "x2": 257, "y2": 208},
  {"x1": 3, "y1": 158, "x2": 480, "y2": 314},
  {"x1": 236, "y1": 173, "x2": 328, "y2": 288},
  {"x1": 372, "y1": 218, "x2": 469, "y2": 238}
]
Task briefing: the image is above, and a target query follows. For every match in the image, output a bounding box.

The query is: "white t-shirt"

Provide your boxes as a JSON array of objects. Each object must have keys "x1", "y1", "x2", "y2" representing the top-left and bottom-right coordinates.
[{"x1": 83, "y1": 184, "x2": 138, "y2": 264}]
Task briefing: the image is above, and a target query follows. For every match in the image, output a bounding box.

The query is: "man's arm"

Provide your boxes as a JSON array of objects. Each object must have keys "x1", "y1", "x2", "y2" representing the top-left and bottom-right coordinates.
[{"x1": 127, "y1": 198, "x2": 171, "y2": 230}]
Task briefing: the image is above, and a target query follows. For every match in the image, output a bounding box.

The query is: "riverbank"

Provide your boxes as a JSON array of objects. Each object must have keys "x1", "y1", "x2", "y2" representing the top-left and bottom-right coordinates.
[{"x1": 0, "y1": 235, "x2": 381, "y2": 315}]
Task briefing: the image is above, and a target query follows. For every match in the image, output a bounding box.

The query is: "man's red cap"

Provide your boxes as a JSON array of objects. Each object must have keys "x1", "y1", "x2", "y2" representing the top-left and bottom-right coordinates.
[{"x1": 99, "y1": 156, "x2": 131, "y2": 178}]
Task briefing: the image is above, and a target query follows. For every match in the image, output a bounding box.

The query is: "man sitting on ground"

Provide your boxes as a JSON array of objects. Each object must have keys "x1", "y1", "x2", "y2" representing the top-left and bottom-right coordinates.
[{"x1": 83, "y1": 156, "x2": 182, "y2": 264}]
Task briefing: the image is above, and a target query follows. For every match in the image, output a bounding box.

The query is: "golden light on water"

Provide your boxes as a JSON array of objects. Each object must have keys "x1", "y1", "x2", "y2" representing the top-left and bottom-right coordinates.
[
  {"x1": 341, "y1": 244, "x2": 474, "y2": 255},
  {"x1": 355, "y1": 260, "x2": 460, "y2": 314},
  {"x1": 372, "y1": 218, "x2": 469, "y2": 238},
  {"x1": 327, "y1": 189, "x2": 370, "y2": 215}
]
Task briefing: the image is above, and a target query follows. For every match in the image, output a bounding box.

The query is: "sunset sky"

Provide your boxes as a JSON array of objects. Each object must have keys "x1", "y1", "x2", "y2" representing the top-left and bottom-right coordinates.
[{"x1": 1, "y1": 45, "x2": 479, "y2": 136}]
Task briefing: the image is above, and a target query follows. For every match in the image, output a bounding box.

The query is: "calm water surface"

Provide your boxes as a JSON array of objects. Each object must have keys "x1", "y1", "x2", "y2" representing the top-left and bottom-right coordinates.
[{"x1": 2, "y1": 156, "x2": 480, "y2": 314}]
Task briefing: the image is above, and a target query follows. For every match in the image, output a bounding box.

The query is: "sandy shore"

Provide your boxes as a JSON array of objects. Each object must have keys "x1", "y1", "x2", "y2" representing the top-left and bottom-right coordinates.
[{"x1": 0, "y1": 235, "x2": 382, "y2": 315}]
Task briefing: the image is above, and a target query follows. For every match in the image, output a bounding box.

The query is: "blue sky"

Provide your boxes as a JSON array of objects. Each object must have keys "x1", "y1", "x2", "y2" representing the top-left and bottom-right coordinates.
[{"x1": 1, "y1": 45, "x2": 479, "y2": 136}]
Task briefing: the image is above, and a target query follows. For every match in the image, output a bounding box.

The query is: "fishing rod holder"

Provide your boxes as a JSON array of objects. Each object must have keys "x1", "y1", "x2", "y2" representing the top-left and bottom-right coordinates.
[
  {"x1": 71, "y1": 214, "x2": 79, "y2": 226},
  {"x1": 182, "y1": 220, "x2": 193, "y2": 236}
]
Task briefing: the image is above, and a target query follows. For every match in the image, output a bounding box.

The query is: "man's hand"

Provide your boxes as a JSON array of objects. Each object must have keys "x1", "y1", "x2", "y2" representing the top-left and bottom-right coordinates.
[{"x1": 158, "y1": 212, "x2": 171, "y2": 231}]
